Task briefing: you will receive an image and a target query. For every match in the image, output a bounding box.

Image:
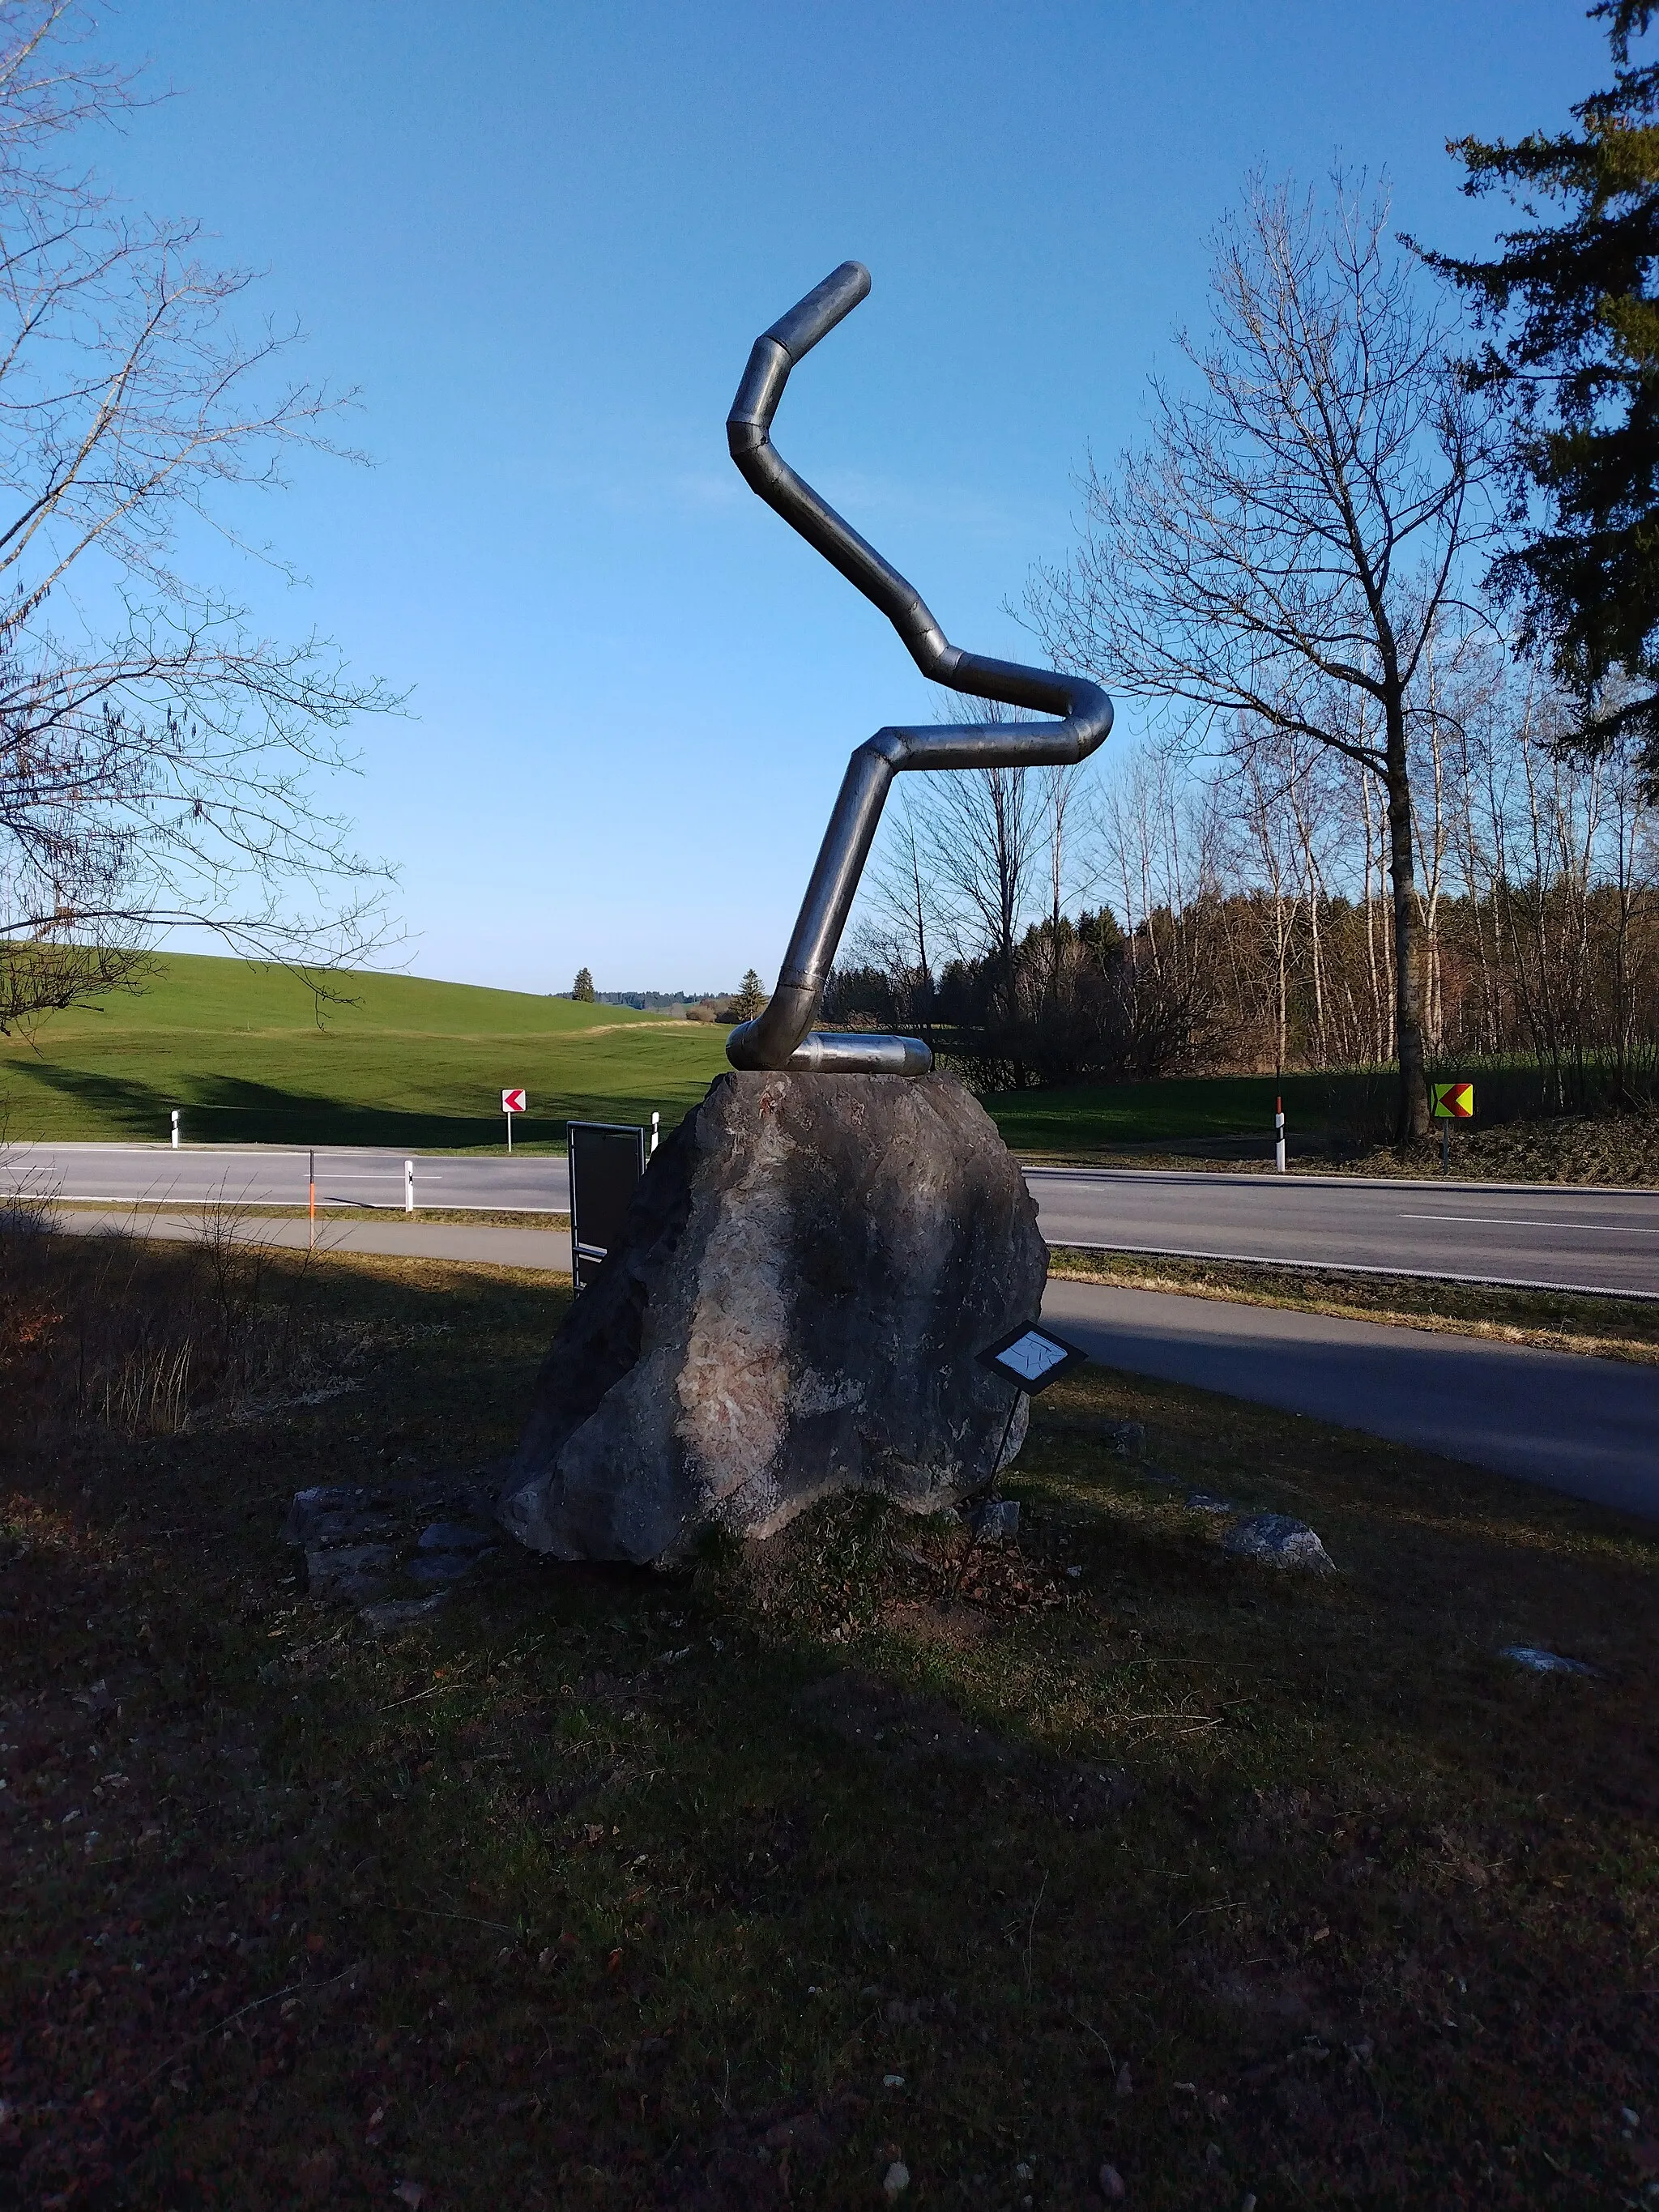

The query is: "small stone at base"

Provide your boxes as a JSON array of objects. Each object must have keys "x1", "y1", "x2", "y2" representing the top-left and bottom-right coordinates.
[
  {"x1": 407, "y1": 1549, "x2": 494, "y2": 1586},
  {"x1": 973, "y1": 1498, "x2": 1021, "y2": 1540},
  {"x1": 417, "y1": 1519, "x2": 498, "y2": 1552},
  {"x1": 1222, "y1": 1513, "x2": 1336, "y2": 1575},
  {"x1": 1098, "y1": 2161, "x2": 1126, "y2": 2200},
  {"x1": 1500, "y1": 1644, "x2": 1597, "y2": 1676},
  {"x1": 360, "y1": 1593, "x2": 449, "y2": 1634}
]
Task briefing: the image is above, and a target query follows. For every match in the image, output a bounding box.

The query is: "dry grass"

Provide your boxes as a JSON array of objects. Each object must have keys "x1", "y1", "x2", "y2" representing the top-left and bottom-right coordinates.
[
  {"x1": 0, "y1": 1198, "x2": 433, "y2": 1440},
  {"x1": 2, "y1": 1243, "x2": 1657, "y2": 2207},
  {"x1": 1316, "y1": 1112, "x2": 1659, "y2": 1187},
  {"x1": 1047, "y1": 1246, "x2": 1659, "y2": 1366}
]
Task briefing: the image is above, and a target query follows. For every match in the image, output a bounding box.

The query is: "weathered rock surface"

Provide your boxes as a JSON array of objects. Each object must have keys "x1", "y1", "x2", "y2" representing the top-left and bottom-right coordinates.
[
  {"x1": 1221, "y1": 1511, "x2": 1337, "y2": 1574},
  {"x1": 283, "y1": 1474, "x2": 501, "y2": 1613},
  {"x1": 498, "y1": 1070, "x2": 1047, "y2": 1565}
]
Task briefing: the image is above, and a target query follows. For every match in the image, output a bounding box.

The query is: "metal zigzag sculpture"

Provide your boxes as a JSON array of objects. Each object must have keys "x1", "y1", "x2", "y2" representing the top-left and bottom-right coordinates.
[{"x1": 723, "y1": 261, "x2": 1115, "y2": 1078}]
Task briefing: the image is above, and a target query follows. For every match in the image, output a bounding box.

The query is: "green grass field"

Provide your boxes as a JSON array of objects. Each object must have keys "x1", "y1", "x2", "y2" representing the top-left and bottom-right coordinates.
[
  {"x1": 0, "y1": 954, "x2": 734, "y2": 1150},
  {"x1": 6, "y1": 1240, "x2": 1656, "y2": 2202},
  {"x1": 983, "y1": 1069, "x2": 1385, "y2": 1157},
  {"x1": 0, "y1": 955, "x2": 1384, "y2": 1157}
]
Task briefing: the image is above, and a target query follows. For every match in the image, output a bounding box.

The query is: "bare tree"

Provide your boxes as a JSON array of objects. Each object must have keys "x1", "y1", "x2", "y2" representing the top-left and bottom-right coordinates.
[
  {"x1": 1225, "y1": 728, "x2": 1306, "y2": 1077},
  {"x1": 1605, "y1": 724, "x2": 1657, "y2": 1102},
  {"x1": 917, "y1": 699, "x2": 1044, "y2": 1029},
  {"x1": 0, "y1": 2, "x2": 398, "y2": 1033},
  {"x1": 1029, "y1": 171, "x2": 1502, "y2": 1141},
  {"x1": 861, "y1": 784, "x2": 940, "y2": 1024},
  {"x1": 1033, "y1": 757, "x2": 1090, "y2": 1012},
  {"x1": 1091, "y1": 736, "x2": 1226, "y2": 1076}
]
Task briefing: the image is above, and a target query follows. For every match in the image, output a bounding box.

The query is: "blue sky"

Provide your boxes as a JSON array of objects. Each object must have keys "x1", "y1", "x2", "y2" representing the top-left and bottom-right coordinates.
[{"x1": 93, "y1": 0, "x2": 1610, "y2": 994}]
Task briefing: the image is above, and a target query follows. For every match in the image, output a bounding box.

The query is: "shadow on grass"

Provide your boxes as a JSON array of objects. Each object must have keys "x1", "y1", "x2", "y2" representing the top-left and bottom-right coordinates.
[
  {"x1": 5, "y1": 1246, "x2": 1657, "y2": 2207},
  {"x1": 982, "y1": 1067, "x2": 1396, "y2": 1157},
  {"x1": 2, "y1": 1058, "x2": 578, "y2": 1149}
]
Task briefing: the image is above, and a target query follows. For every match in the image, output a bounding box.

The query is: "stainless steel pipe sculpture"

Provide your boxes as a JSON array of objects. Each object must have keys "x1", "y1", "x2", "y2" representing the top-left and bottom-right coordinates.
[{"x1": 724, "y1": 262, "x2": 1114, "y2": 1076}]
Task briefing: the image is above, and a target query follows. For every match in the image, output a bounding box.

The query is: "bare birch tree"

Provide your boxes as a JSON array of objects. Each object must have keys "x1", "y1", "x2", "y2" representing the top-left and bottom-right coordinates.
[
  {"x1": 1090, "y1": 737, "x2": 1226, "y2": 1076},
  {"x1": 0, "y1": 2, "x2": 398, "y2": 1032},
  {"x1": 859, "y1": 784, "x2": 940, "y2": 1027},
  {"x1": 1226, "y1": 736, "x2": 1303, "y2": 1076},
  {"x1": 1028, "y1": 171, "x2": 1502, "y2": 1141}
]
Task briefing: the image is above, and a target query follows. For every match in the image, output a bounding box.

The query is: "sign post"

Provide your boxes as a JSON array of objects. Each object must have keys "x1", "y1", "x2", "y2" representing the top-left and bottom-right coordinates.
[
  {"x1": 501, "y1": 1086, "x2": 527, "y2": 1153},
  {"x1": 962, "y1": 1319, "x2": 1090, "y2": 1549},
  {"x1": 976, "y1": 1319, "x2": 1090, "y2": 1473},
  {"x1": 309, "y1": 1149, "x2": 316, "y2": 1251},
  {"x1": 1431, "y1": 1080, "x2": 1474, "y2": 1175},
  {"x1": 1274, "y1": 1095, "x2": 1286, "y2": 1174}
]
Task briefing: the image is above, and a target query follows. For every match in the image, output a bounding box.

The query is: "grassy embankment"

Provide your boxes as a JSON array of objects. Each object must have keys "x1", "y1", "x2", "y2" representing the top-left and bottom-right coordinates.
[
  {"x1": 2, "y1": 1233, "x2": 1656, "y2": 2206},
  {"x1": 0, "y1": 954, "x2": 732, "y2": 1152},
  {"x1": 1048, "y1": 1247, "x2": 1659, "y2": 1367},
  {"x1": 990, "y1": 1073, "x2": 1659, "y2": 1183}
]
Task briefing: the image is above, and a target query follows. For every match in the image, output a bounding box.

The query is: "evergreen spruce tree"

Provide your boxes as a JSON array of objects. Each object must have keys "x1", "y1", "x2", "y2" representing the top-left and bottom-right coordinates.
[
  {"x1": 731, "y1": 968, "x2": 766, "y2": 1021},
  {"x1": 571, "y1": 967, "x2": 595, "y2": 1002},
  {"x1": 1423, "y1": 2, "x2": 1659, "y2": 766}
]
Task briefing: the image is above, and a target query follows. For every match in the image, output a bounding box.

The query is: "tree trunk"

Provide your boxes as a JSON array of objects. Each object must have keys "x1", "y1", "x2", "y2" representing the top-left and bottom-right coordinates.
[{"x1": 1386, "y1": 736, "x2": 1429, "y2": 1143}]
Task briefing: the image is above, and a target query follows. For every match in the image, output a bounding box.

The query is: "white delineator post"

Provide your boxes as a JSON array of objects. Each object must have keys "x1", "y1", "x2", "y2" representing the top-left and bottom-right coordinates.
[
  {"x1": 170, "y1": 1108, "x2": 179, "y2": 1150},
  {"x1": 650, "y1": 1110, "x2": 660, "y2": 1155},
  {"x1": 309, "y1": 1149, "x2": 317, "y2": 1251},
  {"x1": 1275, "y1": 1097, "x2": 1286, "y2": 1174},
  {"x1": 405, "y1": 1158, "x2": 415, "y2": 1214}
]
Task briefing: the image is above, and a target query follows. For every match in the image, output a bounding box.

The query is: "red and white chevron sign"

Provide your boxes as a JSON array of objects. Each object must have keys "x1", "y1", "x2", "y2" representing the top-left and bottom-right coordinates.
[{"x1": 501, "y1": 1088, "x2": 527, "y2": 1115}]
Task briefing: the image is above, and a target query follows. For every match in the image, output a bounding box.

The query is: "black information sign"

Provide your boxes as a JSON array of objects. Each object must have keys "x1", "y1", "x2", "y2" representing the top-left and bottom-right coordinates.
[
  {"x1": 567, "y1": 1120, "x2": 648, "y2": 1291},
  {"x1": 976, "y1": 1319, "x2": 1089, "y2": 1396}
]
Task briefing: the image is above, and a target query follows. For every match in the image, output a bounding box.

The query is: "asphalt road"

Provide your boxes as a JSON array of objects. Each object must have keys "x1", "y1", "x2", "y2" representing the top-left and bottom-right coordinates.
[
  {"x1": 1042, "y1": 1276, "x2": 1659, "y2": 1520},
  {"x1": 1030, "y1": 1165, "x2": 1659, "y2": 1298},
  {"x1": 1, "y1": 1141, "x2": 574, "y2": 1215},
  {"x1": 10, "y1": 1143, "x2": 1659, "y2": 1297}
]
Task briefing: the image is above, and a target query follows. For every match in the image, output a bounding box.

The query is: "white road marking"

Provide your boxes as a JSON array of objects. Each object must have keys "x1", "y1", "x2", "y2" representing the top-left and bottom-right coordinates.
[{"x1": 1399, "y1": 1213, "x2": 1657, "y2": 1234}]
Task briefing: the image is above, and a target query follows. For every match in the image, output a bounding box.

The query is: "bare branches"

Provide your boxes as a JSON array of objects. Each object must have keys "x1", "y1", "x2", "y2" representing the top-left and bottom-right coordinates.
[
  {"x1": 1026, "y1": 171, "x2": 1500, "y2": 764},
  {"x1": 0, "y1": 2, "x2": 398, "y2": 1030}
]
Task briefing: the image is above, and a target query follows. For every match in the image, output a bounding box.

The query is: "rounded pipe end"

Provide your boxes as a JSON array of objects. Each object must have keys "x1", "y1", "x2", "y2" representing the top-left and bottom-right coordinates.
[
  {"x1": 787, "y1": 1031, "x2": 933, "y2": 1076},
  {"x1": 763, "y1": 262, "x2": 871, "y2": 362}
]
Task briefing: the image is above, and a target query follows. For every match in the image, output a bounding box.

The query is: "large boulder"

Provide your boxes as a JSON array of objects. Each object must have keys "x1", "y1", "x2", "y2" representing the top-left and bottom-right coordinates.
[{"x1": 498, "y1": 1070, "x2": 1047, "y2": 1565}]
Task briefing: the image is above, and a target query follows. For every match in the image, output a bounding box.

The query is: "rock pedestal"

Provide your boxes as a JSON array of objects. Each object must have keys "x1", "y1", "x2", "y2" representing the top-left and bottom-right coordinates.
[{"x1": 497, "y1": 1070, "x2": 1047, "y2": 1565}]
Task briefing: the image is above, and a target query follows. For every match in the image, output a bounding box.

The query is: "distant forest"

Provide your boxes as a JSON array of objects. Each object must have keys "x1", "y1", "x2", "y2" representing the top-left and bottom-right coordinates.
[{"x1": 562, "y1": 990, "x2": 723, "y2": 1011}]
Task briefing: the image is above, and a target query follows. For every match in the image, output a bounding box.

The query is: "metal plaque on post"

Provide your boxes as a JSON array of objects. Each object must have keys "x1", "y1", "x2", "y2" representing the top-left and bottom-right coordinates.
[
  {"x1": 567, "y1": 1120, "x2": 648, "y2": 1291},
  {"x1": 977, "y1": 1320, "x2": 1089, "y2": 1396}
]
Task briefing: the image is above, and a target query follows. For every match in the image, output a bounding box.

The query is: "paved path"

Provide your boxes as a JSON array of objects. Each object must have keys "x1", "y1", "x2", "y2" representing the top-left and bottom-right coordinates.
[
  {"x1": 11, "y1": 1144, "x2": 1659, "y2": 1295},
  {"x1": 48, "y1": 1206, "x2": 1659, "y2": 1519},
  {"x1": 51, "y1": 1208, "x2": 574, "y2": 1271},
  {"x1": 1043, "y1": 1277, "x2": 1659, "y2": 1519}
]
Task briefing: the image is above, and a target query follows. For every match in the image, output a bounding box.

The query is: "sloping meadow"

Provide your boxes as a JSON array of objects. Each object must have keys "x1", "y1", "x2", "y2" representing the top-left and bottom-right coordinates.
[{"x1": 2, "y1": 1235, "x2": 1656, "y2": 2207}]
